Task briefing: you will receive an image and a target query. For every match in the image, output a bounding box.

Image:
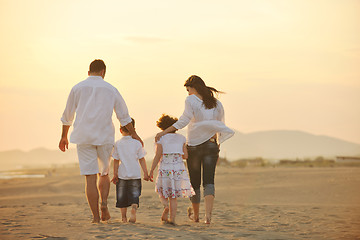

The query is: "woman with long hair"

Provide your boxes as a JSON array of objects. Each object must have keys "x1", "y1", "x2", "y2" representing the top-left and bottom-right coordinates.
[{"x1": 155, "y1": 75, "x2": 234, "y2": 224}]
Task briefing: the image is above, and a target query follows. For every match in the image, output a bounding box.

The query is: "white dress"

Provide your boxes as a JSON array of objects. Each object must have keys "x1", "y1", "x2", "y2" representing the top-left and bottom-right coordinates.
[{"x1": 155, "y1": 134, "x2": 194, "y2": 198}]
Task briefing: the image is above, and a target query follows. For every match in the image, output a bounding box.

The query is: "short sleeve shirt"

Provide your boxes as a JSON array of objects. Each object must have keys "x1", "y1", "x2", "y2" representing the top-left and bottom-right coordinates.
[{"x1": 112, "y1": 136, "x2": 146, "y2": 179}]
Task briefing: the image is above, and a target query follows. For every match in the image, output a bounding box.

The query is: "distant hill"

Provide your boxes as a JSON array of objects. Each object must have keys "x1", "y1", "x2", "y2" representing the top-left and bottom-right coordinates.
[
  {"x1": 144, "y1": 130, "x2": 360, "y2": 161},
  {"x1": 1, "y1": 130, "x2": 360, "y2": 171}
]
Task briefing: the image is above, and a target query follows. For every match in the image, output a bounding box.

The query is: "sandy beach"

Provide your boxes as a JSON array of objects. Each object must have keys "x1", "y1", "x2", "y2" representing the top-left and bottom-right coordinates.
[{"x1": 1, "y1": 166, "x2": 360, "y2": 240}]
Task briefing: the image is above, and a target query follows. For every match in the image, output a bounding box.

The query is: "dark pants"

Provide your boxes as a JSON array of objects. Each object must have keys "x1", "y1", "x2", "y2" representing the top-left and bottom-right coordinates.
[{"x1": 187, "y1": 139, "x2": 219, "y2": 203}]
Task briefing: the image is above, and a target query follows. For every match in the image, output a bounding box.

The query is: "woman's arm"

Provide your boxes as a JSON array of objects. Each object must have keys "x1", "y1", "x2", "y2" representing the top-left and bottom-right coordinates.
[
  {"x1": 155, "y1": 126, "x2": 177, "y2": 142},
  {"x1": 149, "y1": 143, "x2": 163, "y2": 182},
  {"x1": 155, "y1": 97, "x2": 193, "y2": 141}
]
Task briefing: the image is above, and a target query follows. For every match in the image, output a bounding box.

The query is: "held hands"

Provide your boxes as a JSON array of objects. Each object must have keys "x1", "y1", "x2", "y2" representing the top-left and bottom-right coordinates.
[
  {"x1": 58, "y1": 137, "x2": 69, "y2": 152},
  {"x1": 111, "y1": 175, "x2": 119, "y2": 184},
  {"x1": 143, "y1": 173, "x2": 150, "y2": 181},
  {"x1": 149, "y1": 170, "x2": 154, "y2": 182}
]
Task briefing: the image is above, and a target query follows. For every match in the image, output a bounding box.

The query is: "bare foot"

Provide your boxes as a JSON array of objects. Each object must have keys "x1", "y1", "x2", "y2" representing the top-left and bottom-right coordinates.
[
  {"x1": 122, "y1": 217, "x2": 127, "y2": 223},
  {"x1": 166, "y1": 220, "x2": 176, "y2": 226},
  {"x1": 129, "y1": 205, "x2": 137, "y2": 223},
  {"x1": 100, "y1": 202, "x2": 111, "y2": 221},
  {"x1": 205, "y1": 214, "x2": 211, "y2": 224},
  {"x1": 91, "y1": 217, "x2": 100, "y2": 224},
  {"x1": 161, "y1": 206, "x2": 169, "y2": 222},
  {"x1": 187, "y1": 207, "x2": 199, "y2": 222}
]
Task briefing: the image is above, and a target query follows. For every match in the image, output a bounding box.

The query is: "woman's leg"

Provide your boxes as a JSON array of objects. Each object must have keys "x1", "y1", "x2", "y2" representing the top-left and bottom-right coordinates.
[
  {"x1": 202, "y1": 141, "x2": 219, "y2": 224},
  {"x1": 187, "y1": 145, "x2": 202, "y2": 222},
  {"x1": 204, "y1": 195, "x2": 214, "y2": 224}
]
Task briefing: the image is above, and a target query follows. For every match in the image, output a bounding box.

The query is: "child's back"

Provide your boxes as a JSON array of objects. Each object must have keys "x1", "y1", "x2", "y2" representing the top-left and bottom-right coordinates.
[
  {"x1": 113, "y1": 136, "x2": 145, "y2": 179},
  {"x1": 157, "y1": 133, "x2": 185, "y2": 155}
]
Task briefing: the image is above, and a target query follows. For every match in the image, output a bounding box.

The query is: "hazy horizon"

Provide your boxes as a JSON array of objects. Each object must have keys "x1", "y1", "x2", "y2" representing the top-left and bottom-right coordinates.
[{"x1": 1, "y1": 0, "x2": 359, "y2": 151}]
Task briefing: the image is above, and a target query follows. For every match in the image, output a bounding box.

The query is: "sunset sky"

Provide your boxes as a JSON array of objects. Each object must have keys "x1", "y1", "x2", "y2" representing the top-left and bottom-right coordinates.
[{"x1": 0, "y1": 0, "x2": 359, "y2": 151}]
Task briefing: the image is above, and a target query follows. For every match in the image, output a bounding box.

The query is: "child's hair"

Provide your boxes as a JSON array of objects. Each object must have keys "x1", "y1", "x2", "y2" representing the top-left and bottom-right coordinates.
[
  {"x1": 120, "y1": 118, "x2": 135, "y2": 133},
  {"x1": 156, "y1": 114, "x2": 178, "y2": 131}
]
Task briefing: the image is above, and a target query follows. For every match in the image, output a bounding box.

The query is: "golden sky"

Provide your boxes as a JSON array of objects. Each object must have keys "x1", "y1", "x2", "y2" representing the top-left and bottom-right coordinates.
[{"x1": 0, "y1": 0, "x2": 359, "y2": 151}]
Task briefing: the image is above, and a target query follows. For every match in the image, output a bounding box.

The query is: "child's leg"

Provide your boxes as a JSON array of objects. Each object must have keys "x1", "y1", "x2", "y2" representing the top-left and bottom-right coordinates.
[
  {"x1": 169, "y1": 197, "x2": 177, "y2": 224},
  {"x1": 159, "y1": 196, "x2": 169, "y2": 222},
  {"x1": 120, "y1": 208, "x2": 127, "y2": 223},
  {"x1": 128, "y1": 179, "x2": 141, "y2": 223},
  {"x1": 129, "y1": 204, "x2": 138, "y2": 223}
]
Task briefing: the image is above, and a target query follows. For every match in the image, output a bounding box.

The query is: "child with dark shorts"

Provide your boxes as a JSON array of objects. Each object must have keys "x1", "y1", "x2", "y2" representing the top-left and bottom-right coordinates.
[{"x1": 111, "y1": 118, "x2": 149, "y2": 223}]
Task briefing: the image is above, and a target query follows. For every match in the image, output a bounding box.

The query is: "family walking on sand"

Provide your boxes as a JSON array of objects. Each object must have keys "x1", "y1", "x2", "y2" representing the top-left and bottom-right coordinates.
[{"x1": 59, "y1": 59, "x2": 234, "y2": 225}]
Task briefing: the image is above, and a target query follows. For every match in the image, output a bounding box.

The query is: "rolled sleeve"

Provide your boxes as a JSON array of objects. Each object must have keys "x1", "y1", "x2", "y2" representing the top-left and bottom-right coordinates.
[
  {"x1": 61, "y1": 88, "x2": 76, "y2": 126},
  {"x1": 216, "y1": 101, "x2": 225, "y2": 123},
  {"x1": 173, "y1": 97, "x2": 193, "y2": 129},
  {"x1": 114, "y1": 89, "x2": 132, "y2": 126}
]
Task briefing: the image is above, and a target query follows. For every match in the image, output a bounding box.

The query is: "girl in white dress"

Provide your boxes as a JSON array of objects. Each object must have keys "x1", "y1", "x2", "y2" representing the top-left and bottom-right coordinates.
[{"x1": 149, "y1": 114, "x2": 194, "y2": 225}]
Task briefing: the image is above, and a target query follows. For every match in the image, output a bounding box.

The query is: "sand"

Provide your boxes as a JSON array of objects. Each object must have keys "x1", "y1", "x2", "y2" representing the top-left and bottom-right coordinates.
[{"x1": 1, "y1": 166, "x2": 360, "y2": 240}]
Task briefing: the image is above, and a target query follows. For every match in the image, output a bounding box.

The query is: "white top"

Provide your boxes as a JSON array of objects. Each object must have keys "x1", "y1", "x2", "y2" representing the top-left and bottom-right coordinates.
[
  {"x1": 173, "y1": 94, "x2": 235, "y2": 146},
  {"x1": 61, "y1": 76, "x2": 132, "y2": 145},
  {"x1": 157, "y1": 133, "x2": 186, "y2": 154},
  {"x1": 112, "y1": 136, "x2": 147, "y2": 179}
]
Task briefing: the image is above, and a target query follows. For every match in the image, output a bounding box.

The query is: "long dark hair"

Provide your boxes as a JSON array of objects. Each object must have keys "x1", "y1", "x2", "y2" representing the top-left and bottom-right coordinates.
[{"x1": 184, "y1": 75, "x2": 222, "y2": 109}]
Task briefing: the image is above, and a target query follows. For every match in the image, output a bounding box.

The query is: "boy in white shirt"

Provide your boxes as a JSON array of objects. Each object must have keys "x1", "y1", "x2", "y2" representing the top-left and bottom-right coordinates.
[{"x1": 111, "y1": 118, "x2": 149, "y2": 223}]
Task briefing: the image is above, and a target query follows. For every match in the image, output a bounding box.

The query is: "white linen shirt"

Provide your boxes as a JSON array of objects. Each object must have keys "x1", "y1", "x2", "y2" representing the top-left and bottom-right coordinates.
[
  {"x1": 112, "y1": 136, "x2": 147, "y2": 179},
  {"x1": 157, "y1": 133, "x2": 186, "y2": 154},
  {"x1": 173, "y1": 94, "x2": 235, "y2": 146},
  {"x1": 61, "y1": 76, "x2": 132, "y2": 145}
]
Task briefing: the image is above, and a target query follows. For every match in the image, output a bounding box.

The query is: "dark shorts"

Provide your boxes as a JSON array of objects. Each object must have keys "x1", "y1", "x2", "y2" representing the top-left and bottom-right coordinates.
[{"x1": 115, "y1": 178, "x2": 142, "y2": 208}]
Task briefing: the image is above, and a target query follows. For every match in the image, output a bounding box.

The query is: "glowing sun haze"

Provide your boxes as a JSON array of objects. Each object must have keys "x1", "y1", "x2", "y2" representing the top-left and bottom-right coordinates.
[{"x1": 0, "y1": 0, "x2": 359, "y2": 151}]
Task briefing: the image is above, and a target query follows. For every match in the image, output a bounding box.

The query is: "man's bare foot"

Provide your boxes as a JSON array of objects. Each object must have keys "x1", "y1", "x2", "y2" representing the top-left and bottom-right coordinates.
[
  {"x1": 161, "y1": 206, "x2": 169, "y2": 222},
  {"x1": 122, "y1": 217, "x2": 127, "y2": 223},
  {"x1": 187, "y1": 207, "x2": 199, "y2": 222},
  {"x1": 129, "y1": 205, "x2": 137, "y2": 223},
  {"x1": 91, "y1": 217, "x2": 100, "y2": 224},
  {"x1": 166, "y1": 220, "x2": 176, "y2": 226},
  {"x1": 100, "y1": 202, "x2": 111, "y2": 221}
]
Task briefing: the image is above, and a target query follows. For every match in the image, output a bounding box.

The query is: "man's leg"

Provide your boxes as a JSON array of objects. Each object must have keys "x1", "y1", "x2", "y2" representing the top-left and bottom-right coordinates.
[
  {"x1": 97, "y1": 144, "x2": 113, "y2": 221},
  {"x1": 85, "y1": 174, "x2": 100, "y2": 223},
  {"x1": 98, "y1": 174, "x2": 111, "y2": 221}
]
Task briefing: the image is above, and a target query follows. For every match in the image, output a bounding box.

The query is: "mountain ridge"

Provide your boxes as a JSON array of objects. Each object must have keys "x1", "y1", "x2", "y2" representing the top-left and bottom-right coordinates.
[{"x1": 1, "y1": 130, "x2": 359, "y2": 171}]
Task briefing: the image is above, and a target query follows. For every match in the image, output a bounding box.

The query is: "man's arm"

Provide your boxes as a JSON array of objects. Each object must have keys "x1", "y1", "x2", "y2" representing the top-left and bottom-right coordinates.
[
  {"x1": 59, "y1": 125, "x2": 70, "y2": 152},
  {"x1": 124, "y1": 122, "x2": 144, "y2": 146}
]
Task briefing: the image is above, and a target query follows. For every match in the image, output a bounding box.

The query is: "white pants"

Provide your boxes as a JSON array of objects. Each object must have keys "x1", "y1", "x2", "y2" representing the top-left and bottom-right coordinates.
[{"x1": 76, "y1": 144, "x2": 113, "y2": 176}]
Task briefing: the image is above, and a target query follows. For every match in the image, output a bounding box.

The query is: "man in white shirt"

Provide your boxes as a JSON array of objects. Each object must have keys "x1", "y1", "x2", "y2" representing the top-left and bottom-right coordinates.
[{"x1": 59, "y1": 59, "x2": 143, "y2": 223}]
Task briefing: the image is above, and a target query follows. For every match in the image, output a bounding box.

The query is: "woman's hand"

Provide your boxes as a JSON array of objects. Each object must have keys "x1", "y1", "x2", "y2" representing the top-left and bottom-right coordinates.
[{"x1": 155, "y1": 131, "x2": 165, "y2": 142}]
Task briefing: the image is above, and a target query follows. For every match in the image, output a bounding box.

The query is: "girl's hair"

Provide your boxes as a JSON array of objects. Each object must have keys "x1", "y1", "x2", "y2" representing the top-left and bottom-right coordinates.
[
  {"x1": 184, "y1": 75, "x2": 222, "y2": 109},
  {"x1": 157, "y1": 114, "x2": 178, "y2": 131}
]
